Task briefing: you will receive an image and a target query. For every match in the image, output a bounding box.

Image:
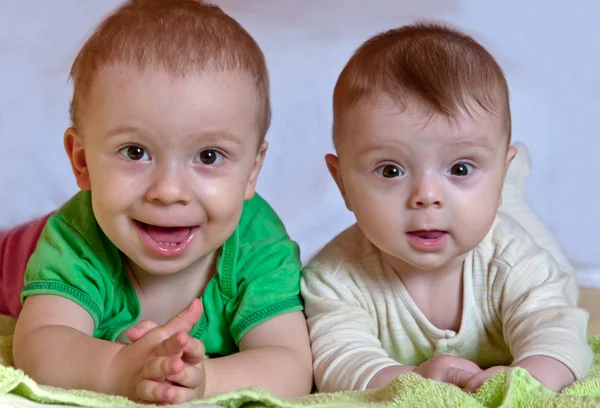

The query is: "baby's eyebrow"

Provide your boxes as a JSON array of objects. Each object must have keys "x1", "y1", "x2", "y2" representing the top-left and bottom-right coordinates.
[
  {"x1": 103, "y1": 126, "x2": 243, "y2": 146},
  {"x1": 104, "y1": 125, "x2": 141, "y2": 139},
  {"x1": 191, "y1": 131, "x2": 243, "y2": 146},
  {"x1": 358, "y1": 142, "x2": 409, "y2": 157},
  {"x1": 448, "y1": 137, "x2": 494, "y2": 151}
]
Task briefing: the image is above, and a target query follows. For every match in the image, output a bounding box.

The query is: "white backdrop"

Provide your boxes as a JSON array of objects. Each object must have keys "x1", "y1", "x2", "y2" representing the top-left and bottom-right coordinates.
[{"x1": 1, "y1": 1, "x2": 599, "y2": 284}]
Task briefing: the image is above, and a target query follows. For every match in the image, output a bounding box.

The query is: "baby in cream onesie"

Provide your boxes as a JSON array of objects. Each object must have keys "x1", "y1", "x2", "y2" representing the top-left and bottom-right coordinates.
[{"x1": 301, "y1": 23, "x2": 591, "y2": 394}]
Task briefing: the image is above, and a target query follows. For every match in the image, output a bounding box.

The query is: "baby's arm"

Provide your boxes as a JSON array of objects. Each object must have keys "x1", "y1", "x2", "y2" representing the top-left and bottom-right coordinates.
[
  {"x1": 369, "y1": 355, "x2": 481, "y2": 389},
  {"x1": 14, "y1": 294, "x2": 202, "y2": 402},
  {"x1": 366, "y1": 366, "x2": 415, "y2": 389},
  {"x1": 13, "y1": 295, "x2": 124, "y2": 394},
  {"x1": 500, "y1": 252, "x2": 592, "y2": 391},
  {"x1": 513, "y1": 355, "x2": 574, "y2": 391},
  {"x1": 127, "y1": 310, "x2": 312, "y2": 398},
  {"x1": 202, "y1": 311, "x2": 312, "y2": 398},
  {"x1": 302, "y1": 265, "x2": 410, "y2": 392},
  {"x1": 303, "y1": 265, "x2": 483, "y2": 391}
]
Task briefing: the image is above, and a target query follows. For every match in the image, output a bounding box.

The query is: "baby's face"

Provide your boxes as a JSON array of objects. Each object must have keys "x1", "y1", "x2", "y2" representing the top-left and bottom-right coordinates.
[
  {"x1": 67, "y1": 64, "x2": 265, "y2": 277},
  {"x1": 331, "y1": 96, "x2": 515, "y2": 274}
]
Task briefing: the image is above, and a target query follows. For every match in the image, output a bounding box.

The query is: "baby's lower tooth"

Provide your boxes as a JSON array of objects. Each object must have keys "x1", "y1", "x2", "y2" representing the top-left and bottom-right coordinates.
[{"x1": 157, "y1": 241, "x2": 180, "y2": 247}]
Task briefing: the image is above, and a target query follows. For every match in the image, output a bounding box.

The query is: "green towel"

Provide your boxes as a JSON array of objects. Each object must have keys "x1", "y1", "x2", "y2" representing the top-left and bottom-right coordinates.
[{"x1": 1, "y1": 331, "x2": 599, "y2": 407}]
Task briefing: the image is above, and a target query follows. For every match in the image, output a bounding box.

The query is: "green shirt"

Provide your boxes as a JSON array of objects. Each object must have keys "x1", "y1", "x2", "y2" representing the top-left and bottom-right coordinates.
[{"x1": 21, "y1": 190, "x2": 303, "y2": 357}]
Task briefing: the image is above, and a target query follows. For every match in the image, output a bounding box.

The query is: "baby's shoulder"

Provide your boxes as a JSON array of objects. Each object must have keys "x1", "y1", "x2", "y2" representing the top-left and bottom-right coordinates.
[
  {"x1": 472, "y1": 212, "x2": 557, "y2": 280},
  {"x1": 235, "y1": 192, "x2": 290, "y2": 244},
  {"x1": 43, "y1": 190, "x2": 124, "y2": 278},
  {"x1": 477, "y1": 213, "x2": 543, "y2": 264},
  {"x1": 53, "y1": 190, "x2": 98, "y2": 236}
]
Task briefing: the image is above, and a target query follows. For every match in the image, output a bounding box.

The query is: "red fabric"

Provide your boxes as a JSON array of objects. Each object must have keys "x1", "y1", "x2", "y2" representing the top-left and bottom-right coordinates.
[{"x1": 0, "y1": 213, "x2": 52, "y2": 317}]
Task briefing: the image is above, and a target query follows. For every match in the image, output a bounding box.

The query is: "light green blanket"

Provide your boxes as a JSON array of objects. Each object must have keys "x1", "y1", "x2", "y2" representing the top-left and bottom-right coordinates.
[{"x1": 1, "y1": 316, "x2": 599, "y2": 407}]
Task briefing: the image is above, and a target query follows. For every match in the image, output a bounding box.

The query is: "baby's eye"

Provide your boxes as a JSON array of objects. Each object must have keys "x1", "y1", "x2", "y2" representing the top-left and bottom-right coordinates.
[
  {"x1": 119, "y1": 145, "x2": 150, "y2": 161},
  {"x1": 448, "y1": 162, "x2": 474, "y2": 176},
  {"x1": 376, "y1": 164, "x2": 404, "y2": 178},
  {"x1": 195, "y1": 149, "x2": 224, "y2": 166}
]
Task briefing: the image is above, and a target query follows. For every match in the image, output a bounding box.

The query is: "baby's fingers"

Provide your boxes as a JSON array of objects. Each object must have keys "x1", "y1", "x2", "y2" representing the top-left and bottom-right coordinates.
[
  {"x1": 125, "y1": 320, "x2": 159, "y2": 342},
  {"x1": 464, "y1": 366, "x2": 508, "y2": 393},
  {"x1": 167, "y1": 362, "x2": 206, "y2": 391},
  {"x1": 182, "y1": 337, "x2": 205, "y2": 364},
  {"x1": 443, "y1": 367, "x2": 477, "y2": 389},
  {"x1": 161, "y1": 298, "x2": 203, "y2": 336},
  {"x1": 137, "y1": 379, "x2": 198, "y2": 404},
  {"x1": 155, "y1": 331, "x2": 190, "y2": 358},
  {"x1": 136, "y1": 379, "x2": 175, "y2": 403},
  {"x1": 142, "y1": 355, "x2": 184, "y2": 382},
  {"x1": 138, "y1": 299, "x2": 203, "y2": 347}
]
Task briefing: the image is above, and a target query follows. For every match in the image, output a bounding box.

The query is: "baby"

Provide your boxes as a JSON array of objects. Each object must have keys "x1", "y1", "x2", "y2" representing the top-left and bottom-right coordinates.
[
  {"x1": 301, "y1": 23, "x2": 591, "y2": 394},
  {"x1": 10, "y1": 0, "x2": 312, "y2": 403}
]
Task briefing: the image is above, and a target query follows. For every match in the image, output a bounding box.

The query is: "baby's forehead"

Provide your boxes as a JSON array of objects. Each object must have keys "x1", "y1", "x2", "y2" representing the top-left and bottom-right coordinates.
[
  {"x1": 75, "y1": 65, "x2": 264, "y2": 140},
  {"x1": 80, "y1": 64, "x2": 260, "y2": 114},
  {"x1": 90, "y1": 63, "x2": 254, "y2": 91},
  {"x1": 337, "y1": 98, "x2": 507, "y2": 148}
]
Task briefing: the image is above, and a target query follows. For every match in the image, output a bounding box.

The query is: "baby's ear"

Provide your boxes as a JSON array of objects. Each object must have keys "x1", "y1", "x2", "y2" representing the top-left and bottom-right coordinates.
[
  {"x1": 245, "y1": 141, "x2": 268, "y2": 200},
  {"x1": 499, "y1": 145, "x2": 518, "y2": 206},
  {"x1": 64, "y1": 127, "x2": 91, "y2": 190},
  {"x1": 504, "y1": 145, "x2": 517, "y2": 175},
  {"x1": 325, "y1": 154, "x2": 352, "y2": 212}
]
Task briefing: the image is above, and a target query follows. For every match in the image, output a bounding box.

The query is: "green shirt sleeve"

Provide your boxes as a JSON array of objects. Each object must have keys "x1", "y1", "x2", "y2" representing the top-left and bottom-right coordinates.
[
  {"x1": 21, "y1": 192, "x2": 122, "y2": 329},
  {"x1": 225, "y1": 194, "x2": 303, "y2": 343}
]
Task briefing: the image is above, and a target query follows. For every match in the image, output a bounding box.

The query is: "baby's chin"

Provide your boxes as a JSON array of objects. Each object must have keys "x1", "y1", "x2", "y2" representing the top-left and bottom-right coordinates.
[
  {"x1": 382, "y1": 246, "x2": 471, "y2": 274},
  {"x1": 124, "y1": 252, "x2": 208, "y2": 277},
  {"x1": 406, "y1": 256, "x2": 465, "y2": 274}
]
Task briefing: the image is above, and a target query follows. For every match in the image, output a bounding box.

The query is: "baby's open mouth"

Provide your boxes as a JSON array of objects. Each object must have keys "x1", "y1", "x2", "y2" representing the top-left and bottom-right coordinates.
[
  {"x1": 134, "y1": 221, "x2": 199, "y2": 256},
  {"x1": 408, "y1": 230, "x2": 447, "y2": 240},
  {"x1": 141, "y1": 222, "x2": 192, "y2": 246}
]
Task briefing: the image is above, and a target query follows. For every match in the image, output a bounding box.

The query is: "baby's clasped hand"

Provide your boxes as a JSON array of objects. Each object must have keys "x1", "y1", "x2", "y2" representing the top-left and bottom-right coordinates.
[
  {"x1": 413, "y1": 354, "x2": 482, "y2": 389},
  {"x1": 111, "y1": 298, "x2": 206, "y2": 404}
]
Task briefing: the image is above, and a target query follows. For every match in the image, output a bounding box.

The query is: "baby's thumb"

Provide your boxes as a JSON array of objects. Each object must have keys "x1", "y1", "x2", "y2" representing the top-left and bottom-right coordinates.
[
  {"x1": 444, "y1": 367, "x2": 476, "y2": 389},
  {"x1": 125, "y1": 319, "x2": 159, "y2": 342},
  {"x1": 163, "y1": 298, "x2": 203, "y2": 335},
  {"x1": 450, "y1": 357, "x2": 482, "y2": 375}
]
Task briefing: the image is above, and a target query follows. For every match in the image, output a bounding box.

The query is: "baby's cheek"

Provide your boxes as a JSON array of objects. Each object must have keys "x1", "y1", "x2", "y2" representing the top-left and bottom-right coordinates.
[
  {"x1": 453, "y1": 206, "x2": 496, "y2": 246},
  {"x1": 201, "y1": 189, "x2": 246, "y2": 231},
  {"x1": 358, "y1": 212, "x2": 402, "y2": 253}
]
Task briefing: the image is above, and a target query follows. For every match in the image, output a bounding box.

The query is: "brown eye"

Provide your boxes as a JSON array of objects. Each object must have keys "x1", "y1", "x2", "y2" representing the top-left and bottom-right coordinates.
[
  {"x1": 449, "y1": 163, "x2": 473, "y2": 176},
  {"x1": 195, "y1": 149, "x2": 224, "y2": 165},
  {"x1": 119, "y1": 145, "x2": 149, "y2": 161},
  {"x1": 377, "y1": 164, "x2": 403, "y2": 178}
]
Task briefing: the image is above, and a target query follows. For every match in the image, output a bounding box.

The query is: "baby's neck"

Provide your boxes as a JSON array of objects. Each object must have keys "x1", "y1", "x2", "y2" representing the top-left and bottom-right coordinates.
[
  {"x1": 384, "y1": 253, "x2": 464, "y2": 284},
  {"x1": 126, "y1": 251, "x2": 217, "y2": 325},
  {"x1": 384, "y1": 255, "x2": 466, "y2": 332}
]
